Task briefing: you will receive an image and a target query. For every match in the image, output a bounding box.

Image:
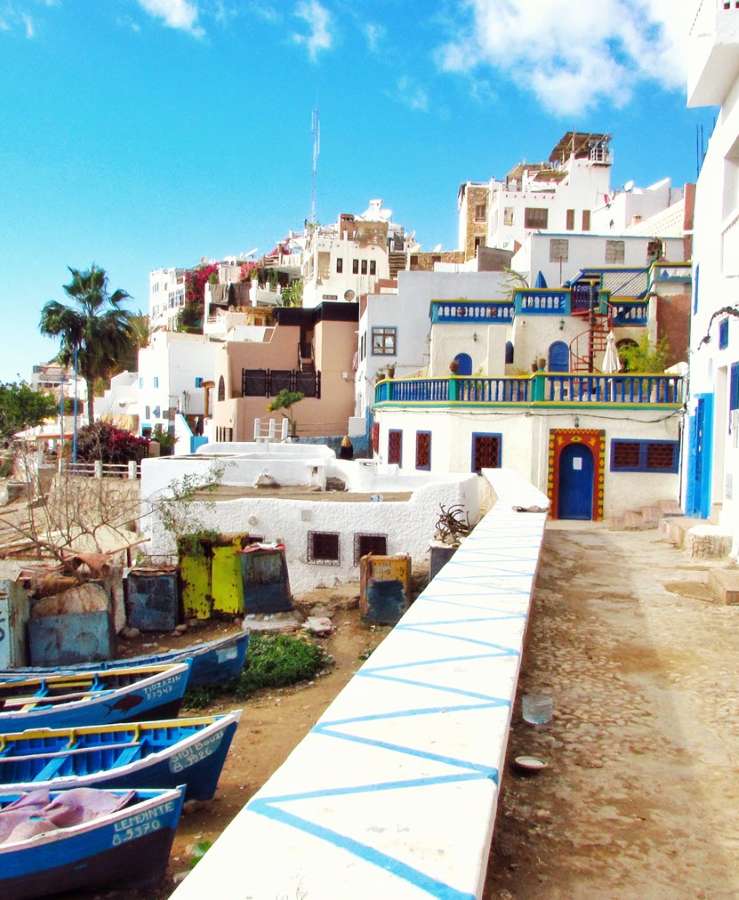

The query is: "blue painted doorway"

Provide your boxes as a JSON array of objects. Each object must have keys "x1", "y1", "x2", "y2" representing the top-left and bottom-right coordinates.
[
  {"x1": 558, "y1": 443, "x2": 594, "y2": 520},
  {"x1": 453, "y1": 353, "x2": 473, "y2": 376},
  {"x1": 548, "y1": 341, "x2": 569, "y2": 372},
  {"x1": 686, "y1": 393, "x2": 714, "y2": 518}
]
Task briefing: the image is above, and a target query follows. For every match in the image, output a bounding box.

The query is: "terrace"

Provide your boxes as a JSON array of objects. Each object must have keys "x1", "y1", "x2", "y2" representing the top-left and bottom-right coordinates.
[{"x1": 374, "y1": 372, "x2": 685, "y2": 408}]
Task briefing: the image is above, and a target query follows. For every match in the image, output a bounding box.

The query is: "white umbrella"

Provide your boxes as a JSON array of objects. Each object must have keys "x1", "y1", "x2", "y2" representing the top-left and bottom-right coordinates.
[{"x1": 601, "y1": 331, "x2": 622, "y2": 373}]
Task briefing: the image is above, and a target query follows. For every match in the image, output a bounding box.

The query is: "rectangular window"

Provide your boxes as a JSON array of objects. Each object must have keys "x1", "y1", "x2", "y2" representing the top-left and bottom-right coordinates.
[
  {"x1": 582, "y1": 210, "x2": 591, "y2": 231},
  {"x1": 144, "y1": 406, "x2": 150, "y2": 419},
  {"x1": 388, "y1": 429, "x2": 403, "y2": 465},
  {"x1": 719, "y1": 317, "x2": 729, "y2": 349},
  {"x1": 524, "y1": 207, "x2": 548, "y2": 229},
  {"x1": 354, "y1": 533, "x2": 388, "y2": 564},
  {"x1": 730, "y1": 362, "x2": 739, "y2": 432},
  {"x1": 307, "y1": 531, "x2": 340, "y2": 564},
  {"x1": 352, "y1": 259, "x2": 359, "y2": 274},
  {"x1": 566, "y1": 209, "x2": 575, "y2": 230},
  {"x1": 605, "y1": 240, "x2": 625, "y2": 264},
  {"x1": 371, "y1": 422, "x2": 380, "y2": 454},
  {"x1": 372, "y1": 326, "x2": 397, "y2": 356},
  {"x1": 549, "y1": 239, "x2": 569, "y2": 262},
  {"x1": 415, "y1": 431, "x2": 432, "y2": 470},
  {"x1": 361, "y1": 259, "x2": 368, "y2": 275},
  {"x1": 610, "y1": 439, "x2": 679, "y2": 473},
  {"x1": 474, "y1": 203, "x2": 487, "y2": 221},
  {"x1": 504, "y1": 207, "x2": 514, "y2": 226},
  {"x1": 471, "y1": 433, "x2": 502, "y2": 474},
  {"x1": 360, "y1": 332, "x2": 366, "y2": 360},
  {"x1": 336, "y1": 257, "x2": 343, "y2": 273},
  {"x1": 370, "y1": 260, "x2": 377, "y2": 276},
  {"x1": 153, "y1": 376, "x2": 159, "y2": 388},
  {"x1": 194, "y1": 376, "x2": 203, "y2": 388}
]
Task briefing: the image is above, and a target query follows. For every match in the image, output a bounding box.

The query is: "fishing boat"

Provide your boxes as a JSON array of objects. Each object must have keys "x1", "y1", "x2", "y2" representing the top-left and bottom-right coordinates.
[
  {"x1": 0, "y1": 712, "x2": 241, "y2": 801},
  {"x1": 0, "y1": 785, "x2": 184, "y2": 899},
  {"x1": 0, "y1": 631, "x2": 249, "y2": 688},
  {"x1": 0, "y1": 662, "x2": 191, "y2": 733}
]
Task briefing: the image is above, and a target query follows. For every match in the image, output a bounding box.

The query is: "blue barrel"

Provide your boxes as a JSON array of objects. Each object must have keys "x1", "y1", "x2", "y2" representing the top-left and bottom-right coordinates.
[{"x1": 126, "y1": 568, "x2": 180, "y2": 632}]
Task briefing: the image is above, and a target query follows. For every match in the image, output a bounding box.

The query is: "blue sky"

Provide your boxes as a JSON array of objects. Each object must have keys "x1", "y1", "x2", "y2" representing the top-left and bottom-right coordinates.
[{"x1": 0, "y1": 0, "x2": 714, "y2": 382}]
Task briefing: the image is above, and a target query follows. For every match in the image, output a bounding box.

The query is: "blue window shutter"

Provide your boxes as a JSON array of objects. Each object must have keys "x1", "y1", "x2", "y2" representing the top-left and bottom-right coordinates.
[{"x1": 195, "y1": 376, "x2": 204, "y2": 388}]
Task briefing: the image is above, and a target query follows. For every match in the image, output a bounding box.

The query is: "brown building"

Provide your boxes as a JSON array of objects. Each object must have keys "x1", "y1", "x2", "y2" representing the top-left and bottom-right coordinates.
[
  {"x1": 457, "y1": 182, "x2": 489, "y2": 261},
  {"x1": 213, "y1": 302, "x2": 358, "y2": 441}
]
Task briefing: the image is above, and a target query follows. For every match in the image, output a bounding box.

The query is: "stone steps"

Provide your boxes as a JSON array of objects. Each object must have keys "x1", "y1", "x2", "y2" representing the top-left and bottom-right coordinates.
[{"x1": 708, "y1": 567, "x2": 739, "y2": 605}]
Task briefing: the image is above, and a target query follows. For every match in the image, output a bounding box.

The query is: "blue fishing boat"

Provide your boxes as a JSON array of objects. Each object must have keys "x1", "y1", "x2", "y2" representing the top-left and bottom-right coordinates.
[
  {"x1": 0, "y1": 785, "x2": 184, "y2": 899},
  {"x1": 0, "y1": 662, "x2": 191, "y2": 732},
  {"x1": 0, "y1": 712, "x2": 241, "y2": 801},
  {"x1": 0, "y1": 631, "x2": 249, "y2": 688}
]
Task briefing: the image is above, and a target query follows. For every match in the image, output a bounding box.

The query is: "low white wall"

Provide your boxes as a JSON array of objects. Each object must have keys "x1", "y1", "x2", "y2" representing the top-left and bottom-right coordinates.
[
  {"x1": 197, "y1": 442, "x2": 336, "y2": 461},
  {"x1": 144, "y1": 475, "x2": 481, "y2": 593},
  {"x1": 171, "y1": 472, "x2": 547, "y2": 900}
]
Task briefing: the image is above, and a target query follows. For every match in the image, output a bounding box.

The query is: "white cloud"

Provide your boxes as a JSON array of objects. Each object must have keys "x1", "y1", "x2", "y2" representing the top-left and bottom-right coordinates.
[
  {"x1": 292, "y1": 0, "x2": 332, "y2": 62},
  {"x1": 364, "y1": 21, "x2": 384, "y2": 54},
  {"x1": 437, "y1": 0, "x2": 691, "y2": 115},
  {"x1": 249, "y1": 2, "x2": 280, "y2": 23},
  {"x1": 136, "y1": 0, "x2": 204, "y2": 37},
  {"x1": 20, "y1": 10, "x2": 32, "y2": 35},
  {"x1": 0, "y1": 4, "x2": 37, "y2": 38},
  {"x1": 395, "y1": 76, "x2": 429, "y2": 113}
]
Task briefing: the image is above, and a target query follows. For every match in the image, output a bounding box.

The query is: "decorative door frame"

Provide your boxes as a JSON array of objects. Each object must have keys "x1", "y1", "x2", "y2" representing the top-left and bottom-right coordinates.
[{"x1": 547, "y1": 429, "x2": 606, "y2": 520}]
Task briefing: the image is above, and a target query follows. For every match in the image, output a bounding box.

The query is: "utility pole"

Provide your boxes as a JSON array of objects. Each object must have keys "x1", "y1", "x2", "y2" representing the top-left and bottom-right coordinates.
[{"x1": 310, "y1": 108, "x2": 320, "y2": 226}]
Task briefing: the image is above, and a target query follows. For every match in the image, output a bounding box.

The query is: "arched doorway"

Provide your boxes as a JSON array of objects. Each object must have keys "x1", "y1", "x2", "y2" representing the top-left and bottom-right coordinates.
[
  {"x1": 505, "y1": 341, "x2": 514, "y2": 365},
  {"x1": 548, "y1": 341, "x2": 569, "y2": 372},
  {"x1": 453, "y1": 352, "x2": 473, "y2": 376},
  {"x1": 558, "y1": 443, "x2": 594, "y2": 520},
  {"x1": 217, "y1": 376, "x2": 225, "y2": 402}
]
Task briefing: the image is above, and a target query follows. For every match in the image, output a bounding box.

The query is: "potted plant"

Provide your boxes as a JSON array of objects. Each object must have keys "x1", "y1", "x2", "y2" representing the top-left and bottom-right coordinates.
[{"x1": 449, "y1": 359, "x2": 460, "y2": 375}]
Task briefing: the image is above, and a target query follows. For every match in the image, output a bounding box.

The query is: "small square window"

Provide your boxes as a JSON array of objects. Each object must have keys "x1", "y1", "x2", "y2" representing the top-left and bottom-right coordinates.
[
  {"x1": 474, "y1": 203, "x2": 487, "y2": 221},
  {"x1": 524, "y1": 208, "x2": 548, "y2": 229},
  {"x1": 605, "y1": 240, "x2": 625, "y2": 264},
  {"x1": 307, "y1": 531, "x2": 340, "y2": 564},
  {"x1": 550, "y1": 239, "x2": 569, "y2": 262},
  {"x1": 354, "y1": 533, "x2": 388, "y2": 564},
  {"x1": 612, "y1": 441, "x2": 641, "y2": 470}
]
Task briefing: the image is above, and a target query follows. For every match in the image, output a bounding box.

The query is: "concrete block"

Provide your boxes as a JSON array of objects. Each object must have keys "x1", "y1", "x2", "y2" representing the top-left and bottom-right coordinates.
[
  {"x1": 686, "y1": 525, "x2": 734, "y2": 560},
  {"x1": 708, "y1": 568, "x2": 739, "y2": 605},
  {"x1": 658, "y1": 499, "x2": 683, "y2": 515}
]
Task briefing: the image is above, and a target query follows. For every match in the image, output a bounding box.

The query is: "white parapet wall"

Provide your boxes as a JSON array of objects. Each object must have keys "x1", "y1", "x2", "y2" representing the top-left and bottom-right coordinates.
[{"x1": 171, "y1": 468, "x2": 548, "y2": 899}]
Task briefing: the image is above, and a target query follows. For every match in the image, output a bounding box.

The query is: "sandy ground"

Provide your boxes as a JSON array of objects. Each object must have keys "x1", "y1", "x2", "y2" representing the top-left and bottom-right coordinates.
[{"x1": 485, "y1": 523, "x2": 739, "y2": 900}]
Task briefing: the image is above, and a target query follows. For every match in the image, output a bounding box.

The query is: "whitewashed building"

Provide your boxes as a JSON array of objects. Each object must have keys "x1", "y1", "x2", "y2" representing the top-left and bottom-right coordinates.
[
  {"x1": 685, "y1": 0, "x2": 739, "y2": 557},
  {"x1": 148, "y1": 267, "x2": 187, "y2": 331}
]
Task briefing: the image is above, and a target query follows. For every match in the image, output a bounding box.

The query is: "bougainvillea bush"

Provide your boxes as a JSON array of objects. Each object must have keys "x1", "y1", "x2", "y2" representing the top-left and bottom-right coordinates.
[{"x1": 76, "y1": 422, "x2": 149, "y2": 464}]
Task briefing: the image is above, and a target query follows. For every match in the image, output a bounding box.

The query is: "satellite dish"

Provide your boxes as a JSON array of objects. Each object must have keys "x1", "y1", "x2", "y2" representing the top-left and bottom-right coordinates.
[
  {"x1": 624, "y1": 180, "x2": 635, "y2": 192},
  {"x1": 344, "y1": 290, "x2": 356, "y2": 301}
]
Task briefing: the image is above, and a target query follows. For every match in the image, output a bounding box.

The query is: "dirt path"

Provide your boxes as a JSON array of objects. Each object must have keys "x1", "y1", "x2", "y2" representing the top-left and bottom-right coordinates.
[{"x1": 486, "y1": 523, "x2": 739, "y2": 899}]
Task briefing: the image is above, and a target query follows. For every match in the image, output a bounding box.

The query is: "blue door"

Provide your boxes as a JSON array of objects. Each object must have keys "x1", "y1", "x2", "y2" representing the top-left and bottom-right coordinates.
[
  {"x1": 548, "y1": 341, "x2": 569, "y2": 372},
  {"x1": 558, "y1": 443, "x2": 594, "y2": 520},
  {"x1": 453, "y1": 353, "x2": 472, "y2": 376},
  {"x1": 686, "y1": 394, "x2": 714, "y2": 518}
]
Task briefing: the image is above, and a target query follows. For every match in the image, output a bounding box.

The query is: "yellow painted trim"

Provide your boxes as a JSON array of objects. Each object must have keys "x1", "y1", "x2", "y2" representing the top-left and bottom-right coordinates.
[
  {"x1": 0, "y1": 715, "x2": 220, "y2": 741},
  {"x1": 375, "y1": 400, "x2": 682, "y2": 409}
]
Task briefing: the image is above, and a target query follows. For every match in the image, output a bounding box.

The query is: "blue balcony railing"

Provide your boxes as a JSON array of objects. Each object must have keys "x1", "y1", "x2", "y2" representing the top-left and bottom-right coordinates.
[
  {"x1": 514, "y1": 289, "x2": 571, "y2": 315},
  {"x1": 375, "y1": 373, "x2": 685, "y2": 407},
  {"x1": 430, "y1": 300, "x2": 514, "y2": 324},
  {"x1": 610, "y1": 301, "x2": 648, "y2": 326}
]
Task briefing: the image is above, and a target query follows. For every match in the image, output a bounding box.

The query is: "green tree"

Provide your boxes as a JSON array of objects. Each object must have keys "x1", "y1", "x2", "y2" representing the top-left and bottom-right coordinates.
[
  {"x1": 279, "y1": 280, "x2": 303, "y2": 308},
  {"x1": 268, "y1": 389, "x2": 304, "y2": 437},
  {"x1": 176, "y1": 303, "x2": 203, "y2": 334},
  {"x1": 115, "y1": 311, "x2": 152, "y2": 375},
  {"x1": 39, "y1": 266, "x2": 134, "y2": 422},
  {"x1": 0, "y1": 382, "x2": 58, "y2": 440},
  {"x1": 619, "y1": 334, "x2": 670, "y2": 373}
]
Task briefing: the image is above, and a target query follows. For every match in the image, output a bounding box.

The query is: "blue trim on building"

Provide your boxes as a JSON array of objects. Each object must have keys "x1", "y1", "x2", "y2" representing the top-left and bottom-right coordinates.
[{"x1": 610, "y1": 439, "x2": 680, "y2": 473}]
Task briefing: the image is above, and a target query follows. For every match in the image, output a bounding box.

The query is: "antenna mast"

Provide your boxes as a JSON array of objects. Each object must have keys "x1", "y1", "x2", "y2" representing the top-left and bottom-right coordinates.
[{"x1": 310, "y1": 108, "x2": 320, "y2": 225}]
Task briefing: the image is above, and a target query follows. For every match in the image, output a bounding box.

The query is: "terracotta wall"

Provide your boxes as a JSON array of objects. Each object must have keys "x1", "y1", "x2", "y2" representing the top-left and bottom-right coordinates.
[{"x1": 657, "y1": 293, "x2": 691, "y2": 366}]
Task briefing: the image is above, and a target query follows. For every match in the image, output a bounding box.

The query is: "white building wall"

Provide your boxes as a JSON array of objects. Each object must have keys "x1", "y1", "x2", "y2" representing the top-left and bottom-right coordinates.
[
  {"x1": 591, "y1": 179, "x2": 683, "y2": 233},
  {"x1": 513, "y1": 233, "x2": 686, "y2": 288},
  {"x1": 687, "y1": 32, "x2": 739, "y2": 555},
  {"x1": 303, "y1": 236, "x2": 389, "y2": 309},
  {"x1": 149, "y1": 268, "x2": 186, "y2": 330},
  {"x1": 136, "y1": 332, "x2": 219, "y2": 436},
  {"x1": 373, "y1": 407, "x2": 681, "y2": 519}
]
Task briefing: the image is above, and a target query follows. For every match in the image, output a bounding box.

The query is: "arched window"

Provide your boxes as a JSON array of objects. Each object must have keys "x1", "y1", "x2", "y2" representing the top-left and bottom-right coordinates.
[
  {"x1": 453, "y1": 353, "x2": 473, "y2": 376},
  {"x1": 548, "y1": 341, "x2": 569, "y2": 373},
  {"x1": 505, "y1": 341, "x2": 514, "y2": 365},
  {"x1": 217, "y1": 376, "x2": 225, "y2": 402}
]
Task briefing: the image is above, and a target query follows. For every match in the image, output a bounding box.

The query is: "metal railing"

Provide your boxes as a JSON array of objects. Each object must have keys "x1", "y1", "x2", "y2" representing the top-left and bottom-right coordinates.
[
  {"x1": 375, "y1": 373, "x2": 685, "y2": 407},
  {"x1": 241, "y1": 368, "x2": 321, "y2": 398}
]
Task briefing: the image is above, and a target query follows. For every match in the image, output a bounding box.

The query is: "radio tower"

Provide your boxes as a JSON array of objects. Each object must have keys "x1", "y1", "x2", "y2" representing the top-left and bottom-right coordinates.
[{"x1": 310, "y1": 108, "x2": 320, "y2": 225}]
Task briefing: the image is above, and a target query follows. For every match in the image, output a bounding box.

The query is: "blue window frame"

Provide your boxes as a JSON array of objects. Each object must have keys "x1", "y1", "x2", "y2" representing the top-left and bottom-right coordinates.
[
  {"x1": 610, "y1": 439, "x2": 679, "y2": 473},
  {"x1": 153, "y1": 376, "x2": 159, "y2": 388},
  {"x1": 195, "y1": 376, "x2": 204, "y2": 388},
  {"x1": 730, "y1": 362, "x2": 739, "y2": 432},
  {"x1": 719, "y1": 317, "x2": 729, "y2": 350}
]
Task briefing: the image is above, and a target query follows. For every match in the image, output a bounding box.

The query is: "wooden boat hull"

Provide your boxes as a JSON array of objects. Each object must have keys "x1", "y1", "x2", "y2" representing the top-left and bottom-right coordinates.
[
  {"x1": 0, "y1": 786, "x2": 184, "y2": 900},
  {"x1": 0, "y1": 712, "x2": 241, "y2": 801},
  {"x1": 0, "y1": 632, "x2": 249, "y2": 688},
  {"x1": 0, "y1": 663, "x2": 191, "y2": 733}
]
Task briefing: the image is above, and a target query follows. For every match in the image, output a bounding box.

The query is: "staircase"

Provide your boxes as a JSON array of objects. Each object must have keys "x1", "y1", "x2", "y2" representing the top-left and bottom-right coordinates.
[
  {"x1": 388, "y1": 252, "x2": 406, "y2": 279},
  {"x1": 569, "y1": 316, "x2": 610, "y2": 373}
]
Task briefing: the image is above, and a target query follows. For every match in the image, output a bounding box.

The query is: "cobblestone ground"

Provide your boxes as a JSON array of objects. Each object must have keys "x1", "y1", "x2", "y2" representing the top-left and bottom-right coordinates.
[{"x1": 485, "y1": 522, "x2": 739, "y2": 900}]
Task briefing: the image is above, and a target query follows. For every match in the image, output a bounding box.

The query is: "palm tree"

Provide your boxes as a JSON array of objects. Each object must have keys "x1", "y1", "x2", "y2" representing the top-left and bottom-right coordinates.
[{"x1": 40, "y1": 266, "x2": 134, "y2": 422}]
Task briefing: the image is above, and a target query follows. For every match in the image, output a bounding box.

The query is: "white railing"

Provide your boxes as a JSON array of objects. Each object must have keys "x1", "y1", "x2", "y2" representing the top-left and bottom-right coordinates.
[
  {"x1": 253, "y1": 417, "x2": 289, "y2": 443},
  {"x1": 63, "y1": 460, "x2": 141, "y2": 479}
]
